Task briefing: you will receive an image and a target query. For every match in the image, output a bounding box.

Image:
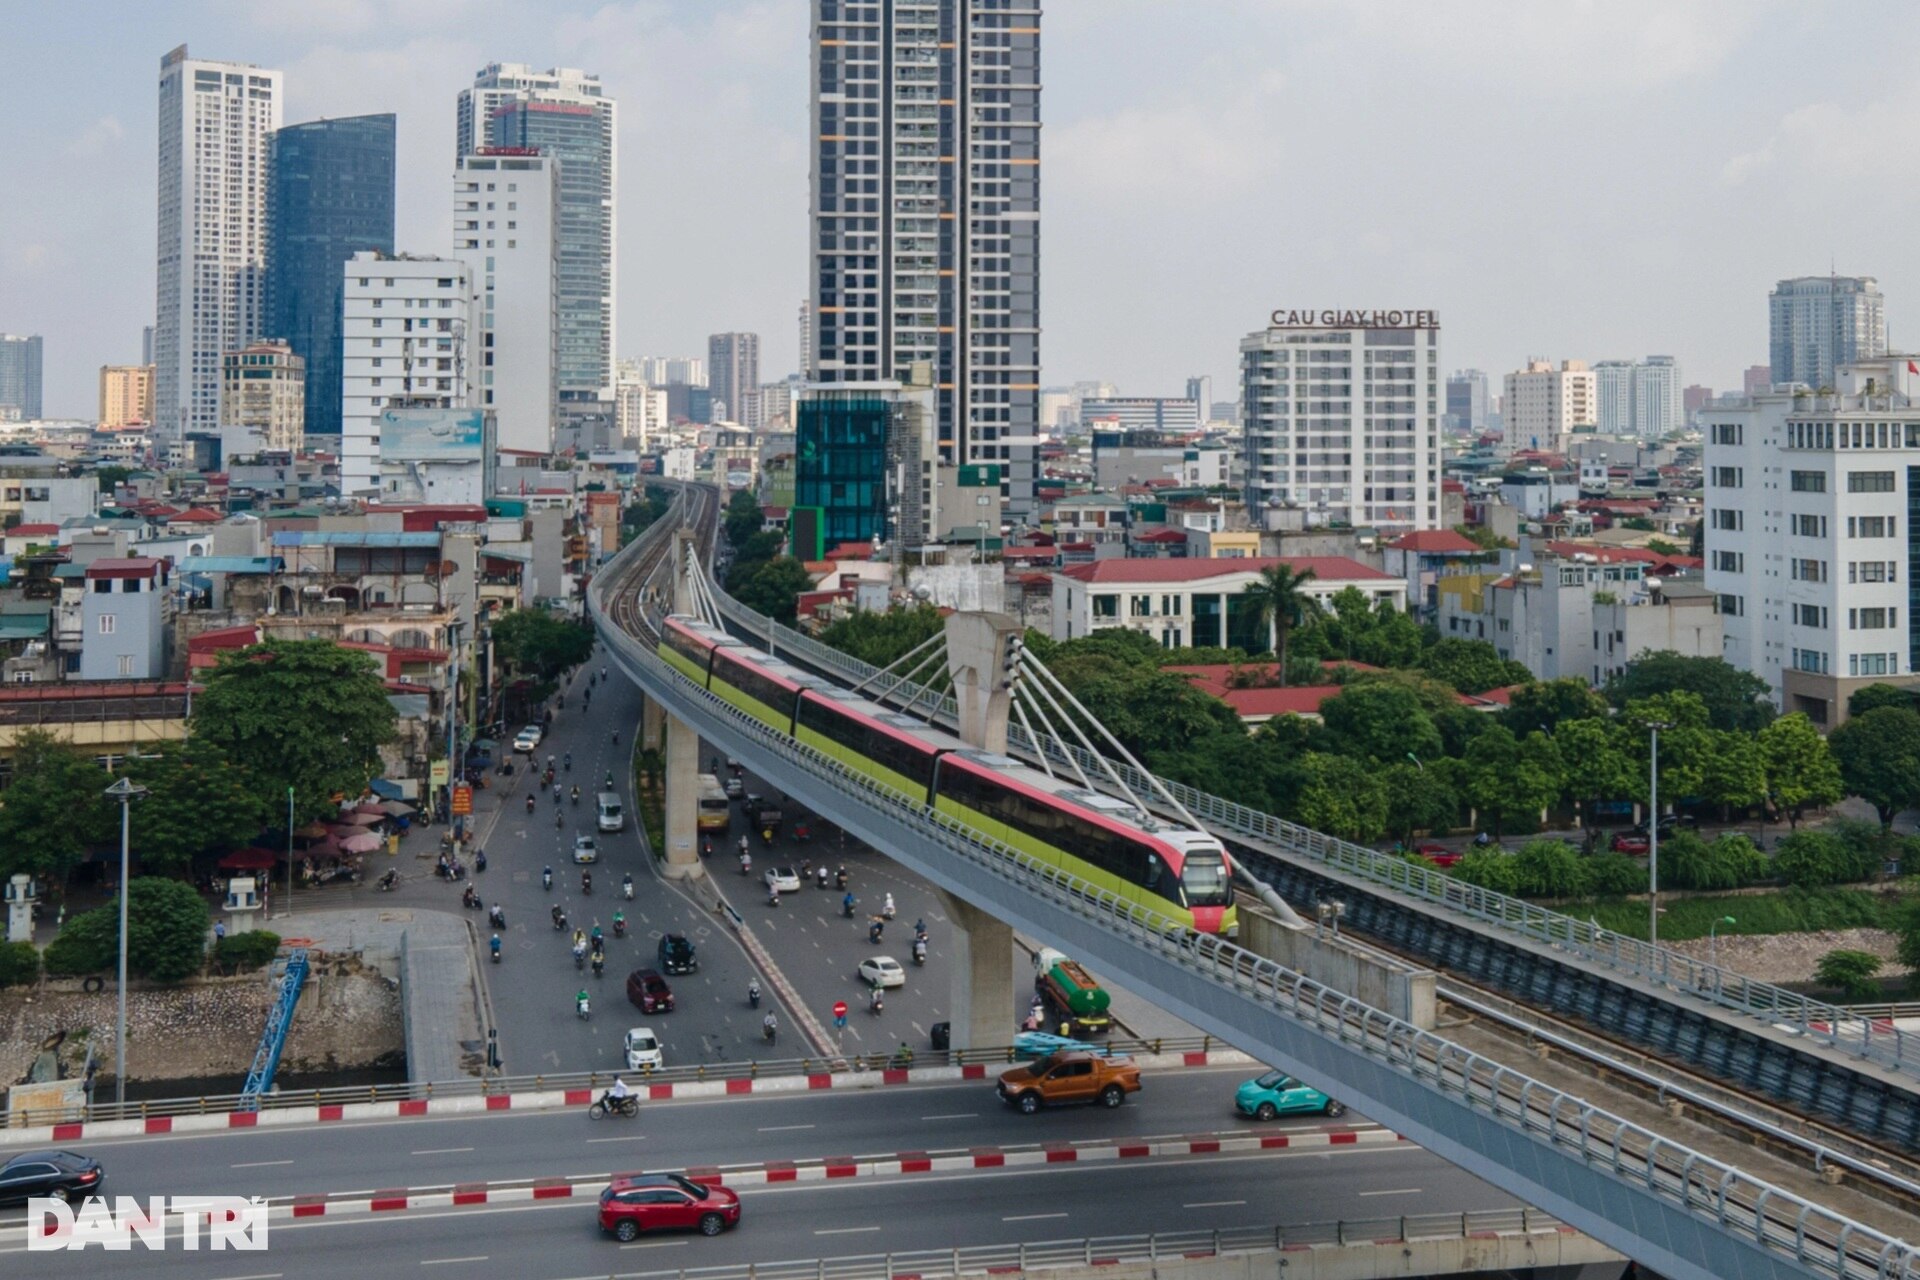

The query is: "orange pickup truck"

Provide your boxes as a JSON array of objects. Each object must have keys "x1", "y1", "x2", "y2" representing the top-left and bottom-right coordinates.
[{"x1": 997, "y1": 1052, "x2": 1141, "y2": 1114}]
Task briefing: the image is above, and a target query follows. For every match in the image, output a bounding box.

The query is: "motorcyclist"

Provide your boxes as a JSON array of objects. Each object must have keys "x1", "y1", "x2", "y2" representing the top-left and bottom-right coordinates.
[
  {"x1": 762, "y1": 1012, "x2": 777, "y2": 1043},
  {"x1": 582, "y1": 870, "x2": 593, "y2": 895},
  {"x1": 571, "y1": 784, "x2": 581, "y2": 805},
  {"x1": 564, "y1": 752, "x2": 572, "y2": 772},
  {"x1": 590, "y1": 923, "x2": 604, "y2": 949},
  {"x1": 553, "y1": 784, "x2": 563, "y2": 805},
  {"x1": 613, "y1": 910, "x2": 626, "y2": 936},
  {"x1": 870, "y1": 985, "x2": 884, "y2": 1012},
  {"x1": 489, "y1": 903, "x2": 505, "y2": 929},
  {"x1": 738, "y1": 835, "x2": 750, "y2": 858},
  {"x1": 526, "y1": 794, "x2": 536, "y2": 815},
  {"x1": 914, "y1": 918, "x2": 927, "y2": 940},
  {"x1": 591, "y1": 951, "x2": 605, "y2": 977},
  {"x1": 552, "y1": 904, "x2": 566, "y2": 930},
  {"x1": 883, "y1": 892, "x2": 896, "y2": 919},
  {"x1": 542, "y1": 865, "x2": 553, "y2": 891},
  {"x1": 490, "y1": 933, "x2": 502, "y2": 961},
  {"x1": 577, "y1": 989, "x2": 591, "y2": 1018},
  {"x1": 602, "y1": 1075, "x2": 631, "y2": 1112},
  {"x1": 573, "y1": 928, "x2": 587, "y2": 951},
  {"x1": 748, "y1": 980, "x2": 761, "y2": 1008},
  {"x1": 622, "y1": 873, "x2": 634, "y2": 899},
  {"x1": 913, "y1": 937, "x2": 927, "y2": 964}
]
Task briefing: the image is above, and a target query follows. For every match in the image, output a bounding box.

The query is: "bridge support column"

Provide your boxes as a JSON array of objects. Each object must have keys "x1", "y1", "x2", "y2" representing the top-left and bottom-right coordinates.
[
  {"x1": 641, "y1": 693, "x2": 665, "y2": 752},
  {"x1": 660, "y1": 714, "x2": 703, "y2": 878},
  {"x1": 937, "y1": 890, "x2": 1014, "y2": 1050}
]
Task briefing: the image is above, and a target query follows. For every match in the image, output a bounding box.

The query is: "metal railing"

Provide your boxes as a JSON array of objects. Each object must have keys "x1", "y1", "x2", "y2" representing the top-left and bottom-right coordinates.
[
  {"x1": 621, "y1": 1212, "x2": 1592, "y2": 1280},
  {"x1": 597, "y1": 515, "x2": 1920, "y2": 1280},
  {"x1": 703, "y1": 570, "x2": 1920, "y2": 1083},
  {"x1": 8, "y1": 1037, "x2": 1226, "y2": 1129}
]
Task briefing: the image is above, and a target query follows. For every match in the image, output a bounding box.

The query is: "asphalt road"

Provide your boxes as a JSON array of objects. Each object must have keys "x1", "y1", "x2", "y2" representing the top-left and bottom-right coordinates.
[
  {"x1": 11, "y1": 1069, "x2": 1357, "y2": 1206},
  {"x1": 6, "y1": 1141, "x2": 1513, "y2": 1279},
  {"x1": 471, "y1": 655, "x2": 797, "y2": 1076}
]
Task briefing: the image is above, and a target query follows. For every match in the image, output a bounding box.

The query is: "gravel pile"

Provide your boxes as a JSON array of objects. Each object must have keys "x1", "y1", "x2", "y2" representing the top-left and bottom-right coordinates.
[{"x1": 1662, "y1": 927, "x2": 1909, "y2": 987}]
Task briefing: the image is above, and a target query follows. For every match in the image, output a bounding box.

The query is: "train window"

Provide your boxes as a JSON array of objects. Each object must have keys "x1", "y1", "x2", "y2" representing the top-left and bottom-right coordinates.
[
  {"x1": 1180, "y1": 851, "x2": 1232, "y2": 906},
  {"x1": 713, "y1": 649, "x2": 797, "y2": 725},
  {"x1": 664, "y1": 625, "x2": 711, "y2": 676}
]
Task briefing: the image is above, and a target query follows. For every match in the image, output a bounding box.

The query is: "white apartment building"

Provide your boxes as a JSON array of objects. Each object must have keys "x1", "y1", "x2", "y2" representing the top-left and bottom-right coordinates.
[
  {"x1": 1503, "y1": 358, "x2": 1595, "y2": 452},
  {"x1": 220, "y1": 340, "x2": 304, "y2": 453},
  {"x1": 341, "y1": 252, "x2": 477, "y2": 493},
  {"x1": 1438, "y1": 556, "x2": 1720, "y2": 686},
  {"x1": 454, "y1": 153, "x2": 559, "y2": 456},
  {"x1": 1241, "y1": 316, "x2": 1442, "y2": 533},
  {"x1": 155, "y1": 46, "x2": 282, "y2": 447},
  {"x1": 1592, "y1": 356, "x2": 1684, "y2": 439},
  {"x1": 1704, "y1": 354, "x2": 1920, "y2": 726},
  {"x1": 612, "y1": 363, "x2": 669, "y2": 447}
]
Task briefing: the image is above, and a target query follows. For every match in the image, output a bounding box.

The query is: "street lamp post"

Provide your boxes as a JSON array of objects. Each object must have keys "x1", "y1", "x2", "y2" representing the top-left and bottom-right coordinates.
[
  {"x1": 1646, "y1": 721, "x2": 1671, "y2": 947},
  {"x1": 103, "y1": 776, "x2": 148, "y2": 1107},
  {"x1": 1709, "y1": 915, "x2": 1738, "y2": 969},
  {"x1": 286, "y1": 786, "x2": 295, "y2": 919}
]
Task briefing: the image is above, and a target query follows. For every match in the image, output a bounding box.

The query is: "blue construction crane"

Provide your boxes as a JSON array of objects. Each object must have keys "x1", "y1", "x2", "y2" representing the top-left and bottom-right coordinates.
[{"x1": 238, "y1": 948, "x2": 308, "y2": 1111}]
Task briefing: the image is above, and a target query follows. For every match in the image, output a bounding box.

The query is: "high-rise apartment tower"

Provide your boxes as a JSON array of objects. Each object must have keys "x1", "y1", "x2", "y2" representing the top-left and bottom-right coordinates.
[
  {"x1": 808, "y1": 1, "x2": 1041, "y2": 520},
  {"x1": 1769, "y1": 275, "x2": 1886, "y2": 390}
]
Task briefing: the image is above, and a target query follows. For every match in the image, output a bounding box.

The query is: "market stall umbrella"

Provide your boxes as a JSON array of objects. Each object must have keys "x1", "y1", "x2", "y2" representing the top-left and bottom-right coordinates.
[
  {"x1": 302, "y1": 836, "x2": 342, "y2": 860},
  {"x1": 337, "y1": 810, "x2": 384, "y2": 827},
  {"x1": 339, "y1": 832, "x2": 384, "y2": 855},
  {"x1": 217, "y1": 847, "x2": 280, "y2": 871},
  {"x1": 376, "y1": 800, "x2": 416, "y2": 817},
  {"x1": 352, "y1": 803, "x2": 388, "y2": 818},
  {"x1": 293, "y1": 822, "x2": 331, "y2": 841}
]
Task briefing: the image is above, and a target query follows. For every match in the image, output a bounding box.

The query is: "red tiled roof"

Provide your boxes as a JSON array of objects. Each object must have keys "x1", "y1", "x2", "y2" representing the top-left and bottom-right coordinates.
[
  {"x1": 189, "y1": 625, "x2": 261, "y2": 651},
  {"x1": 167, "y1": 507, "x2": 223, "y2": 523},
  {"x1": 8, "y1": 524, "x2": 60, "y2": 538},
  {"x1": 826, "y1": 541, "x2": 873, "y2": 561},
  {"x1": 1169, "y1": 660, "x2": 1380, "y2": 697},
  {"x1": 84, "y1": 557, "x2": 163, "y2": 579},
  {"x1": 1221, "y1": 685, "x2": 1345, "y2": 718},
  {"x1": 1056, "y1": 556, "x2": 1391, "y2": 585},
  {"x1": 1134, "y1": 528, "x2": 1189, "y2": 543},
  {"x1": 1387, "y1": 530, "x2": 1478, "y2": 553},
  {"x1": 1472, "y1": 684, "x2": 1524, "y2": 707}
]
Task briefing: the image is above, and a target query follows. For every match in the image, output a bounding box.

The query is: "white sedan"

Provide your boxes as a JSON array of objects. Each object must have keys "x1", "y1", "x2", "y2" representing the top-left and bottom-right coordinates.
[
  {"x1": 573, "y1": 835, "x2": 600, "y2": 864},
  {"x1": 858, "y1": 956, "x2": 906, "y2": 989},
  {"x1": 512, "y1": 725, "x2": 543, "y2": 753},
  {"x1": 764, "y1": 866, "x2": 801, "y2": 894},
  {"x1": 624, "y1": 1026, "x2": 663, "y2": 1071}
]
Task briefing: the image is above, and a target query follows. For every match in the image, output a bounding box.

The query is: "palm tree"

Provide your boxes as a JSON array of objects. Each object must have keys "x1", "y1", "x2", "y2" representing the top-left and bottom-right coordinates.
[{"x1": 1240, "y1": 564, "x2": 1318, "y2": 685}]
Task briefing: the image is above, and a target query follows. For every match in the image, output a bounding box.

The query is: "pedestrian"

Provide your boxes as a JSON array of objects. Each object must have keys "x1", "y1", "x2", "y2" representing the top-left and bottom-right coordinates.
[{"x1": 214, "y1": 920, "x2": 226, "y2": 943}]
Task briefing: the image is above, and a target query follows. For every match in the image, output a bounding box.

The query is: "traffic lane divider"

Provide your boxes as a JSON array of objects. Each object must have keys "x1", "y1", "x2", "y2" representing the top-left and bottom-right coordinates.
[
  {"x1": 0, "y1": 1050, "x2": 1256, "y2": 1149},
  {"x1": 0, "y1": 1123, "x2": 1406, "y2": 1234}
]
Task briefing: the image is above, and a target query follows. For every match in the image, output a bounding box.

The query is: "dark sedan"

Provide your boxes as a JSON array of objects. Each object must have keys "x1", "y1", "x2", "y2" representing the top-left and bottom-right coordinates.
[{"x1": 0, "y1": 1151, "x2": 103, "y2": 1205}]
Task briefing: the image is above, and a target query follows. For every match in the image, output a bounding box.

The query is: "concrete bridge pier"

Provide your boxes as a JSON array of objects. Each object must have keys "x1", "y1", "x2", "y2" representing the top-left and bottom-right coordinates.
[
  {"x1": 658, "y1": 530, "x2": 704, "y2": 880},
  {"x1": 936, "y1": 889, "x2": 1016, "y2": 1049}
]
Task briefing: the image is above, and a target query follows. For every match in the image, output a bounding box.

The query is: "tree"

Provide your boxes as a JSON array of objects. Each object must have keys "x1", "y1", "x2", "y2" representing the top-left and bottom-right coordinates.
[
  {"x1": 1772, "y1": 830, "x2": 1874, "y2": 887},
  {"x1": 1617, "y1": 692, "x2": 1714, "y2": 809},
  {"x1": 1603, "y1": 651, "x2": 1775, "y2": 733},
  {"x1": 1462, "y1": 726, "x2": 1563, "y2": 834},
  {"x1": 722, "y1": 488, "x2": 764, "y2": 549},
  {"x1": 0, "y1": 730, "x2": 117, "y2": 885},
  {"x1": 1416, "y1": 637, "x2": 1531, "y2": 695},
  {"x1": 490, "y1": 608, "x2": 595, "y2": 683},
  {"x1": 1502, "y1": 679, "x2": 1609, "y2": 738},
  {"x1": 1291, "y1": 753, "x2": 1388, "y2": 843},
  {"x1": 120, "y1": 739, "x2": 269, "y2": 874},
  {"x1": 1757, "y1": 712, "x2": 1843, "y2": 827},
  {"x1": 1828, "y1": 706, "x2": 1920, "y2": 828},
  {"x1": 1042, "y1": 651, "x2": 1244, "y2": 759},
  {"x1": 94, "y1": 464, "x2": 134, "y2": 496},
  {"x1": 1297, "y1": 587, "x2": 1425, "y2": 669},
  {"x1": 1696, "y1": 730, "x2": 1768, "y2": 821},
  {"x1": 818, "y1": 604, "x2": 947, "y2": 669},
  {"x1": 1238, "y1": 563, "x2": 1319, "y2": 682},
  {"x1": 1451, "y1": 523, "x2": 1506, "y2": 552},
  {"x1": 1553, "y1": 717, "x2": 1634, "y2": 830},
  {"x1": 1848, "y1": 683, "x2": 1918, "y2": 718},
  {"x1": 1382, "y1": 760, "x2": 1458, "y2": 845},
  {"x1": 730, "y1": 556, "x2": 819, "y2": 627},
  {"x1": 1814, "y1": 949, "x2": 1883, "y2": 1001},
  {"x1": 192, "y1": 639, "x2": 398, "y2": 826},
  {"x1": 1511, "y1": 839, "x2": 1586, "y2": 897},
  {"x1": 45, "y1": 879, "x2": 210, "y2": 981},
  {"x1": 1319, "y1": 682, "x2": 1442, "y2": 766}
]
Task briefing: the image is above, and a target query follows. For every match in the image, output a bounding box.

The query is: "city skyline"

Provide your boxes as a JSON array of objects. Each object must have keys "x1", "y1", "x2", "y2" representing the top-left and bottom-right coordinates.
[{"x1": 7, "y1": 2, "x2": 1920, "y2": 419}]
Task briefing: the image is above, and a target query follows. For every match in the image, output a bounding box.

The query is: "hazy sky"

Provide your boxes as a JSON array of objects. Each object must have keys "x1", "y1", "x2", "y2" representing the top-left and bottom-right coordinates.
[{"x1": 6, "y1": 0, "x2": 1919, "y2": 418}]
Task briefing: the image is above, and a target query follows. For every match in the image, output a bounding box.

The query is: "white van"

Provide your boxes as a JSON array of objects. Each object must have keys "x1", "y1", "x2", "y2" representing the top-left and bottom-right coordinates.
[{"x1": 596, "y1": 791, "x2": 625, "y2": 833}]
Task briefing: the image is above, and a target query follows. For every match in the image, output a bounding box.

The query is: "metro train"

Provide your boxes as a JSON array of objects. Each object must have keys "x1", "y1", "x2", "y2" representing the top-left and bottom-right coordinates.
[{"x1": 659, "y1": 615, "x2": 1237, "y2": 935}]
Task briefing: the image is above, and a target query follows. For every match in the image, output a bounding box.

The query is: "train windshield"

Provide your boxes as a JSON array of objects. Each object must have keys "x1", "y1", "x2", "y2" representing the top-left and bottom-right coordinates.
[{"x1": 1179, "y1": 851, "x2": 1232, "y2": 907}]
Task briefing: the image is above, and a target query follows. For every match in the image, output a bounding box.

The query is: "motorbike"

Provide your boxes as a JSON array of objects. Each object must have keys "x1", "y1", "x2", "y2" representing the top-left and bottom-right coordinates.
[
  {"x1": 748, "y1": 985, "x2": 761, "y2": 1010},
  {"x1": 835, "y1": 868, "x2": 849, "y2": 891},
  {"x1": 739, "y1": 853, "x2": 752, "y2": 877},
  {"x1": 868, "y1": 920, "x2": 885, "y2": 945},
  {"x1": 581, "y1": 873, "x2": 593, "y2": 896},
  {"x1": 571, "y1": 788, "x2": 580, "y2": 807},
  {"x1": 489, "y1": 905, "x2": 506, "y2": 930},
  {"x1": 768, "y1": 888, "x2": 781, "y2": 908},
  {"x1": 591, "y1": 953, "x2": 605, "y2": 978},
  {"x1": 913, "y1": 940, "x2": 927, "y2": 966},
  {"x1": 622, "y1": 875, "x2": 634, "y2": 900},
  {"x1": 555, "y1": 810, "x2": 563, "y2": 829},
  {"x1": 815, "y1": 866, "x2": 831, "y2": 891},
  {"x1": 490, "y1": 936, "x2": 502, "y2": 964},
  {"x1": 574, "y1": 944, "x2": 587, "y2": 971},
  {"x1": 526, "y1": 795, "x2": 536, "y2": 815},
  {"x1": 613, "y1": 914, "x2": 626, "y2": 938},
  {"x1": 551, "y1": 906, "x2": 568, "y2": 932},
  {"x1": 577, "y1": 997, "x2": 591, "y2": 1021},
  {"x1": 843, "y1": 894, "x2": 857, "y2": 918},
  {"x1": 474, "y1": 849, "x2": 487, "y2": 873},
  {"x1": 377, "y1": 870, "x2": 399, "y2": 892},
  {"x1": 882, "y1": 895, "x2": 897, "y2": 920},
  {"x1": 588, "y1": 1093, "x2": 639, "y2": 1121},
  {"x1": 869, "y1": 989, "x2": 884, "y2": 1015},
  {"x1": 461, "y1": 886, "x2": 481, "y2": 910},
  {"x1": 542, "y1": 867, "x2": 553, "y2": 892},
  {"x1": 762, "y1": 1018, "x2": 776, "y2": 1045}
]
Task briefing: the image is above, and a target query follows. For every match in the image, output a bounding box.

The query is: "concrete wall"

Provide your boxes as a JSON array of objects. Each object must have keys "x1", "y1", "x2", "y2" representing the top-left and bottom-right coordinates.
[{"x1": 1239, "y1": 903, "x2": 1436, "y2": 1030}]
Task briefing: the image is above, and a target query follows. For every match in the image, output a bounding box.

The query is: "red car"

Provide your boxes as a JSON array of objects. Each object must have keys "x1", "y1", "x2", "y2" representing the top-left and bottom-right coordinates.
[
  {"x1": 1414, "y1": 842, "x2": 1460, "y2": 868},
  {"x1": 1611, "y1": 832, "x2": 1651, "y2": 855},
  {"x1": 598, "y1": 1172, "x2": 740, "y2": 1241},
  {"x1": 626, "y1": 968, "x2": 675, "y2": 1014}
]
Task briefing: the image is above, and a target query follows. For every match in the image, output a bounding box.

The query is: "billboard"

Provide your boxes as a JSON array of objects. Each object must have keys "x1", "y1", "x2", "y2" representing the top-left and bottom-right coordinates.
[{"x1": 380, "y1": 408, "x2": 486, "y2": 462}]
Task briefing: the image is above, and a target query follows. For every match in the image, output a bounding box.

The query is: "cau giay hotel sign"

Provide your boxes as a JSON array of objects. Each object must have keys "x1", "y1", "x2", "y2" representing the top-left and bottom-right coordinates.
[{"x1": 1269, "y1": 309, "x2": 1440, "y2": 329}]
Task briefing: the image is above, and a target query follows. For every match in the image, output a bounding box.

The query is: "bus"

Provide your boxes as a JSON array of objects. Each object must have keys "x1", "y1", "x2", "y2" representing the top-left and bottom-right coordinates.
[{"x1": 697, "y1": 773, "x2": 731, "y2": 832}]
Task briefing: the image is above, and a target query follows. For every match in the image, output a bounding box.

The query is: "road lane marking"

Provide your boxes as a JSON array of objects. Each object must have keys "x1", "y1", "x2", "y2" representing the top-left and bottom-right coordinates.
[
  {"x1": 411, "y1": 1147, "x2": 474, "y2": 1156},
  {"x1": 758, "y1": 1124, "x2": 815, "y2": 1132},
  {"x1": 920, "y1": 1113, "x2": 977, "y2": 1120},
  {"x1": 1184, "y1": 1200, "x2": 1246, "y2": 1209},
  {"x1": 586, "y1": 1135, "x2": 647, "y2": 1143},
  {"x1": 816, "y1": 1226, "x2": 882, "y2": 1235},
  {"x1": 1359, "y1": 1188, "x2": 1421, "y2": 1197},
  {"x1": 621, "y1": 1240, "x2": 689, "y2": 1250},
  {"x1": 231, "y1": 1160, "x2": 294, "y2": 1168},
  {"x1": 1004, "y1": 1212, "x2": 1067, "y2": 1222},
  {"x1": 421, "y1": 1258, "x2": 488, "y2": 1266},
  {"x1": 203, "y1": 1274, "x2": 282, "y2": 1280}
]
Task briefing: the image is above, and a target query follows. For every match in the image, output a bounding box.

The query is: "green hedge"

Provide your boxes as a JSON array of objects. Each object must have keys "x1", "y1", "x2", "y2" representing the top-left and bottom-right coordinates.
[
  {"x1": 42, "y1": 911, "x2": 115, "y2": 976},
  {"x1": 1572, "y1": 889, "x2": 1892, "y2": 942},
  {"x1": 0, "y1": 941, "x2": 40, "y2": 988},
  {"x1": 215, "y1": 930, "x2": 281, "y2": 973}
]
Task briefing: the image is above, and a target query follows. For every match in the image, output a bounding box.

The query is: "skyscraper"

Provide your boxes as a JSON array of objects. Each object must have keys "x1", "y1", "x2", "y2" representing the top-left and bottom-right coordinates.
[
  {"x1": 99, "y1": 365, "x2": 155, "y2": 428},
  {"x1": 0, "y1": 335, "x2": 44, "y2": 420},
  {"x1": 798, "y1": 301, "x2": 813, "y2": 379},
  {"x1": 1444, "y1": 369, "x2": 1487, "y2": 433},
  {"x1": 809, "y1": 1, "x2": 1041, "y2": 520},
  {"x1": 1593, "y1": 360, "x2": 1636, "y2": 435},
  {"x1": 1769, "y1": 275, "x2": 1885, "y2": 389},
  {"x1": 266, "y1": 114, "x2": 396, "y2": 439},
  {"x1": 454, "y1": 151, "x2": 560, "y2": 455},
  {"x1": 708, "y1": 332, "x2": 760, "y2": 424},
  {"x1": 460, "y1": 64, "x2": 615, "y2": 400},
  {"x1": 156, "y1": 46, "x2": 282, "y2": 446},
  {"x1": 1632, "y1": 355, "x2": 1682, "y2": 438}
]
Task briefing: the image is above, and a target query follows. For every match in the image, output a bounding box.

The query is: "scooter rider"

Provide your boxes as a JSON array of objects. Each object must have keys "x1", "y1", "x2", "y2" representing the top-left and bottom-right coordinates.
[
  {"x1": 542, "y1": 865, "x2": 553, "y2": 891},
  {"x1": 577, "y1": 990, "x2": 591, "y2": 1019},
  {"x1": 843, "y1": 891, "x2": 857, "y2": 917},
  {"x1": 870, "y1": 985, "x2": 884, "y2": 1013},
  {"x1": 490, "y1": 934, "x2": 502, "y2": 962},
  {"x1": 489, "y1": 903, "x2": 506, "y2": 930},
  {"x1": 622, "y1": 872, "x2": 634, "y2": 900},
  {"x1": 748, "y1": 980, "x2": 761, "y2": 1009},
  {"x1": 602, "y1": 1075, "x2": 631, "y2": 1112},
  {"x1": 552, "y1": 904, "x2": 567, "y2": 930}
]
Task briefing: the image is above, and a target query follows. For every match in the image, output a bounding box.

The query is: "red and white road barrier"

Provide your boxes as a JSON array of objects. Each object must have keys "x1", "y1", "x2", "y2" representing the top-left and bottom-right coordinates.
[
  {"x1": 0, "y1": 1051, "x2": 1255, "y2": 1150},
  {"x1": 0, "y1": 1124, "x2": 1405, "y2": 1234}
]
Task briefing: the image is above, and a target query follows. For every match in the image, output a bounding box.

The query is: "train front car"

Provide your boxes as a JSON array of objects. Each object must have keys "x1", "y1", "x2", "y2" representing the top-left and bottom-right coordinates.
[{"x1": 1162, "y1": 833, "x2": 1237, "y2": 937}]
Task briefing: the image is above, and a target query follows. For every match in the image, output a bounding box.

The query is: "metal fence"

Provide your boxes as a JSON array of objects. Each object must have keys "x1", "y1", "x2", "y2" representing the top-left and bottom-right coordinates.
[
  {"x1": 622, "y1": 1212, "x2": 1584, "y2": 1280},
  {"x1": 599, "y1": 513, "x2": 1920, "y2": 1280},
  {"x1": 703, "y1": 573, "x2": 1920, "y2": 1084}
]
